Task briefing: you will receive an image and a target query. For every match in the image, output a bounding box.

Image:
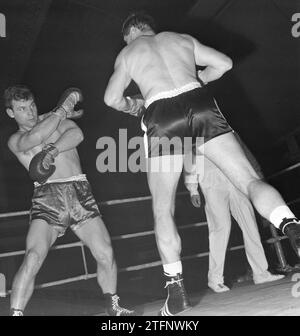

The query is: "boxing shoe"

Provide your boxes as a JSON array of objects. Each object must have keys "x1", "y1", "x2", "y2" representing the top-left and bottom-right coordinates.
[
  {"x1": 104, "y1": 294, "x2": 136, "y2": 316},
  {"x1": 159, "y1": 273, "x2": 191, "y2": 316},
  {"x1": 279, "y1": 218, "x2": 300, "y2": 257},
  {"x1": 253, "y1": 271, "x2": 285, "y2": 285},
  {"x1": 10, "y1": 308, "x2": 24, "y2": 316}
]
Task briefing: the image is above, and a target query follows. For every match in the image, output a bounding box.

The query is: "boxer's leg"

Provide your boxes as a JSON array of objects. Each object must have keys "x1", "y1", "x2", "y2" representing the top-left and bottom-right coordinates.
[
  {"x1": 10, "y1": 219, "x2": 58, "y2": 315},
  {"x1": 147, "y1": 155, "x2": 183, "y2": 264},
  {"x1": 147, "y1": 154, "x2": 191, "y2": 316},
  {"x1": 229, "y1": 185, "x2": 285, "y2": 283},
  {"x1": 74, "y1": 216, "x2": 135, "y2": 316},
  {"x1": 198, "y1": 132, "x2": 300, "y2": 256},
  {"x1": 74, "y1": 216, "x2": 116, "y2": 294}
]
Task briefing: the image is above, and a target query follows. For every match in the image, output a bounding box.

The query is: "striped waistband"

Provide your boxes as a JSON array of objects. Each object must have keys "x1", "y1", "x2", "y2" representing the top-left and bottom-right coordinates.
[
  {"x1": 144, "y1": 82, "x2": 201, "y2": 108},
  {"x1": 34, "y1": 174, "x2": 87, "y2": 187}
]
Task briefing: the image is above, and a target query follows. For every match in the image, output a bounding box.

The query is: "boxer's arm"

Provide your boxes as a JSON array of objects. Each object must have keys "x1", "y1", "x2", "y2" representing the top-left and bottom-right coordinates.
[
  {"x1": 53, "y1": 119, "x2": 84, "y2": 153},
  {"x1": 8, "y1": 111, "x2": 65, "y2": 154},
  {"x1": 39, "y1": 109, "x2": 84, "y2": 121},
  {"x1": 38, "y1": 111, "x2": 52, "y2": 121},
  {"x1": 104, "y1": 50, "x2": 133, "y2": 112},
  {"x1": 190, "y1": 36, "x2": 232, "y2": 83}
]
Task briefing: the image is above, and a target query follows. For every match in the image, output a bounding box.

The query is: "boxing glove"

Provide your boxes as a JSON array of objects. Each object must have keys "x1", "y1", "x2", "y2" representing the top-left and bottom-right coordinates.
[{"x1": 29, "y1": 143, "x2": 59, "y2": 184}]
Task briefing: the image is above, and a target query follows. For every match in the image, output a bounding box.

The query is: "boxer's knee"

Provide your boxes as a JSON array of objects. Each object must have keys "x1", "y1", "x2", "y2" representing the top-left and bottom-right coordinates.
[
  {"x1": 153, "y1": 195, "x2": 174, "y2": 221},
  {"x1": 153, "y1": 204, "x2": 172, "y2": 224},
  {"x1": 23, "y1": 249, "x2": 46, "y2": 276},
  {"x1": 230, "y1": 170, "x2": 260, "y2": 197},
  {"x1": 91, "y1": 243, "x2": 114, "y2": 268},
  {"x1": 246, "y1": 178, "x2": 265, "y2": 198}
]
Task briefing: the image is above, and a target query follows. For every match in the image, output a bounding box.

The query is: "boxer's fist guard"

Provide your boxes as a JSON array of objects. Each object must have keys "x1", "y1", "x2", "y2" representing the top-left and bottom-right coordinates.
[
  {"x1": 29, "y1": 144, "x2": 59, "y2": 184},
  {"x1": 53, "y1": 88, "x2": 84, "y2": 120},
  {"x1": 124, "y1": 95, "x2": 145, "y2": 118}
]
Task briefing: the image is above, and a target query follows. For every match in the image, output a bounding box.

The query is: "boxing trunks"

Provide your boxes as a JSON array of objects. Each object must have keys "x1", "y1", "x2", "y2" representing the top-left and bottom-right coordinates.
[
  {"x1": 30, "y1": 174, "x2": 101, "y2": 236},
  {"x1": 141, "y1": 82, "x2": 232, "y2": 157}
]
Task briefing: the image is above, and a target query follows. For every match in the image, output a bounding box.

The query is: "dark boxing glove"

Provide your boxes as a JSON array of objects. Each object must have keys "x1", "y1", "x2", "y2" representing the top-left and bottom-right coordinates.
[
  {"x1": 29, "y1": 143, "x2": 59, "y2": 184},
  {"x1": 123, "y1": 95, "x2": 145, "y2": 118}
]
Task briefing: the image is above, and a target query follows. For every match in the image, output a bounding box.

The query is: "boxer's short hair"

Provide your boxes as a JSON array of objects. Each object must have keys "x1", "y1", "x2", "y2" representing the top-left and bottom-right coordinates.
[
  {"x1": 122, "y1": 12, "x2": 156, "y2": 37},
  {"x1": 4, "y1": 85, "x2": 34, "y2": 109}
]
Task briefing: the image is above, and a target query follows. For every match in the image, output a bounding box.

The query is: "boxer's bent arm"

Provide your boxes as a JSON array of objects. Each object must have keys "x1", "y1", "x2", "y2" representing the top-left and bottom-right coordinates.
[
  {"x1": 104, "y1": 51, "x2": 132, "y2": 111},
  {"x1": 38, "y1": 111, "x2": 52, "y2": 121},
  {"x1": 53, "y1": 119, "x2": 84, "y2": 153},
  {"x1": 189, "y1": 36, "x2": 232, "y2": 83},
  {"x1": 8, "y1": 113, "x2": 64, "y2": 153}
]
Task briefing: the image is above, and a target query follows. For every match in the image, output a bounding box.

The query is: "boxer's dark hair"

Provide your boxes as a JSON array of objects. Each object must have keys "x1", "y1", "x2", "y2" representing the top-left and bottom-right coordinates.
[
  {"x1": 4, "y1": 85, "x2": 35, "y2": 109},
  {"x1": 122, "y1": 12, "x2": 156, "y2": 37}
]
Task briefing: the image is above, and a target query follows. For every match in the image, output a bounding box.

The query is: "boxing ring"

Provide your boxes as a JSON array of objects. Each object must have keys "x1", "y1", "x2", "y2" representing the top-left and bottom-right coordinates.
[
  {"x1": 1, "y1": 161, "x2": 300, "y2": 315},
  {"x1": 137, "y1": 275, "x2": 300, "y2": 316},
  {"x1": 0, "y1": 192, "x2": 245, "y2": 295}
]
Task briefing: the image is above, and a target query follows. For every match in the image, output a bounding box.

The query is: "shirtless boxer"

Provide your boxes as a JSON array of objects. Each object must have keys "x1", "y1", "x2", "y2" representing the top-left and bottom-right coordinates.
[
  {"x1": 5, "y1": 85, "x2": 135, "y2": 316},
  {"x1": 104, "y1": 13, "x2": 300, "y2": 316}
]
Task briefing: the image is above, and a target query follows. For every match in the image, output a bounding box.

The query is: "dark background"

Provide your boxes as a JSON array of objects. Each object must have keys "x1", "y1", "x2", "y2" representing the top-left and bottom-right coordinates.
[
  {"x1": 0, "y1": 0, "x2": 299, "y2": 211},
  {"x1": 0, "y1": 1, "x2": 300, "y2": 314}
]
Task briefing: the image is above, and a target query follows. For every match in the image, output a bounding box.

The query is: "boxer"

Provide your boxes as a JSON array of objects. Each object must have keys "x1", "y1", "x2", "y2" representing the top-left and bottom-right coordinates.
[
  {"x1": 5, "y1": 85, "x2": 135, "y2": 316},
  {"x1": 104, "y1": 12, "x2": 300, "y2": 315}
]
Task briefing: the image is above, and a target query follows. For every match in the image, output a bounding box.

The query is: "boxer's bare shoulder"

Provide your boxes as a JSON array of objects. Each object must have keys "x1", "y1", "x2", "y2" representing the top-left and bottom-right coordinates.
[{"x1": 7, "y1": 130, "x2": 27, "y2": 154}]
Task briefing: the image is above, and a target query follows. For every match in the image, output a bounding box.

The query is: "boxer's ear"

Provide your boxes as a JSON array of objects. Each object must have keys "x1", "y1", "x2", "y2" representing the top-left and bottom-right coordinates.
[
  {"x1": 6, "y1": 108, "x2": 14, "y2": 119},
  {"x1": 130, "y1": 26, "x2": 139, "y2": 36}
]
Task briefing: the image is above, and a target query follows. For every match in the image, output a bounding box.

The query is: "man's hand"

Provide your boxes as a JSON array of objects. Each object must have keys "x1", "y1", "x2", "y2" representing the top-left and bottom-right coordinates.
[
  {"x1": 191, "y1": 194, "x2": 201, "y2": 208},
  {"x1": 123, "y1": 96, "x2": 145, "y2": 117}
]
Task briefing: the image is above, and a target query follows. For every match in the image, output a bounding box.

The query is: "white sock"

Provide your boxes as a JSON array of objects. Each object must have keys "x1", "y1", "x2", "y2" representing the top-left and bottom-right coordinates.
[
  {"x1": 163, "y1": 261, "x2": 182, "y2": 277},
  {"x1": 269, "y1": 206, "x2": 296, "y2": 228}
]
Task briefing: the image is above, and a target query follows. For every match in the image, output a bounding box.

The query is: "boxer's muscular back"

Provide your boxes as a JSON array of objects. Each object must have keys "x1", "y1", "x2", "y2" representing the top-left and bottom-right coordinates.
[{"x1": 124, "y1": 32, "x2": 198, "y2": 100}]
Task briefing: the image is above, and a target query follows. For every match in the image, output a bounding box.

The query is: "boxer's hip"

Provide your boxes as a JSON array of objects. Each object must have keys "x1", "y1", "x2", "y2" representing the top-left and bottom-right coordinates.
[{"x1": 141, "y1": 84, "x2": 232, "y2": 157}]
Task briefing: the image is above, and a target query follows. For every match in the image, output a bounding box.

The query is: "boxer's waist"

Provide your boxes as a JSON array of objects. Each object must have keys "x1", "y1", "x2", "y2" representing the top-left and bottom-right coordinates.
[
  {"x1": 145, "y1": 82, "x2": 201, "y2": 108},
  {"x1": 34, "y1": 174, "x2": 87, "y2": 187}
]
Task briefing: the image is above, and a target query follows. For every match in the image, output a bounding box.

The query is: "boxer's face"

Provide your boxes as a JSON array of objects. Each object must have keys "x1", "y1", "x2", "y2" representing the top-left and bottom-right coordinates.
[{"x1": 7, "y1": 98, "x2": 38, "y2": 128}]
